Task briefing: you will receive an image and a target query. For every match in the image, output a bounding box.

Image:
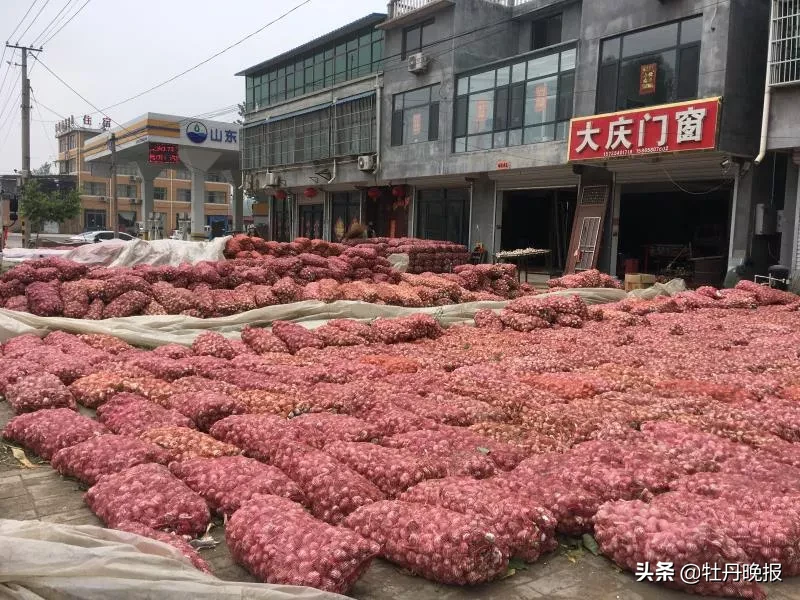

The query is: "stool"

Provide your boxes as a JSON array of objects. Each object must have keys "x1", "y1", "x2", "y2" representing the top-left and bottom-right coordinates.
[{"x1": 768, "y1": 265, "x2": 790, "y2": 290}]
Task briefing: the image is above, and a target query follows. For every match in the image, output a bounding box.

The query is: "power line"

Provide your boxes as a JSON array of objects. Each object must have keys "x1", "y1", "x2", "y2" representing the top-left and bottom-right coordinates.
[
  {"x1": 31, "y1": 55, "x2": 132, "y2": 134},
  {"x1": 31, "y1": 88, "x2": 57, "y2": 157},
  {"x1": 31, "y1": 95, "x2": 64, "y2": 119},
  {"x1": 91, "y1": 0, "x2": 316, "y2": 115},
  {"x1": 31, "y1": 0, "x2": 77, "y2": 46},
  {"x1": 0, "y1": 49, "x2": 16, "y2": 102},
  {"x1": 17, "y1": 0, "x2": 52, "y2": 44},
  {"x1": 7, "y1": 0, "x2": 39, "y2": 42},
  {"x1": 42, "y1": 0, "x2": 91, "y2": 47},
  {"x1": 0, "y1": 74, "x2": 21, "y2": 127},
  {"x1": 0, "y1": 90, "x2": 21, "y2": 144}
]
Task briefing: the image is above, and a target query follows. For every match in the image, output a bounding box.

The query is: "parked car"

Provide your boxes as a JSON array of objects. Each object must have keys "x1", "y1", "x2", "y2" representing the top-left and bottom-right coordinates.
[{"x1": 69, "y1": 231, "x2": 135, "y2": 244}]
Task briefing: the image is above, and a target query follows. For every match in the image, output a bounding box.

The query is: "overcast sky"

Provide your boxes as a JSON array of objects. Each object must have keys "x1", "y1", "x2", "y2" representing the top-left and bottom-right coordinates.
[{"x1": 0, "y1": 0, "x2": 387, "y2": 173}]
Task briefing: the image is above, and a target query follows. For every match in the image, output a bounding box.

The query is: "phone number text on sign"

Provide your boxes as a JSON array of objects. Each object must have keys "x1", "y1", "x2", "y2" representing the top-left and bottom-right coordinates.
[
  {"x1": 635, "y1": 561, "x2": 782, "y2": 585},
  {"x1": 567, "y1": 97, "x2": 721, "y2": 162}
]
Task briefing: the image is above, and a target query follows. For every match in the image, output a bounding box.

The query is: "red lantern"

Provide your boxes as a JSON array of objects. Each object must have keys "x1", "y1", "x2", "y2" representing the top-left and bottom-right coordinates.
[
  {"x1": 391, "y1": 185, "x2": 405, "y2": 198},
  {"x1": 367, "y1": 187, "x2": 382, "y2": 200},
  {"x1": 304, "y1": 187, "x2": 318, "y2": 199},
  {"x1": 274, "y1": 189, "x2": 287, "y2": 201}
]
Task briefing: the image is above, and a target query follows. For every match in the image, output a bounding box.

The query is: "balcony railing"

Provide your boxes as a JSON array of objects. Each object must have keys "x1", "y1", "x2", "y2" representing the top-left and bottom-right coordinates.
[{"x1": 388, "y1": 0, "x2": 535, "y2": 19}]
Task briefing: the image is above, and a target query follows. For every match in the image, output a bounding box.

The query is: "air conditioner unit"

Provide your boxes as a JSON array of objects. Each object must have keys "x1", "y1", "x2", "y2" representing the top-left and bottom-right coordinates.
[
  {"x1": 266, "y1": 172, "x2": 279, "y2": 187},
  {"x1": 130, "y1": 198, "x2": 141, "y2": 205},
  {"x1": 99, "y1": 196, "x2": 107, "y2": 203},
  {"x1": 408, "y1": 52, "x2": 429, "y2": 74},
  {"x1": 358, "y1": 155, "x2": 376, "y2": 171},
  {"x1": 129, "y1": 175, "x2": 136, "y2": 182}
]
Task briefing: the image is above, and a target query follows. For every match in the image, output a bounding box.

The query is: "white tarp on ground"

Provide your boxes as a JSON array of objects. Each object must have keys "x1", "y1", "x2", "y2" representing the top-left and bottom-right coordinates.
[
  {"x1": 61, "y1": 237, "x2": 231, "y2": 268},
  {"x1": 0, "y1": 287, "x2": 636, "y2": 347},
  {"x1": 0, "y1": 519, "x2": 346, "y2": 600}
]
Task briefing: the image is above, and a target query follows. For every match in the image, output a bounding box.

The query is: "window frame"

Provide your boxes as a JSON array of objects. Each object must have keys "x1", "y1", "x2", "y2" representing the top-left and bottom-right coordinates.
[
  {"x1": 402, "y1": 19, "x2": 435, "y2": 59},
  {"x1": 246, "y1": 26, "x2": 385, "y2": 111},
  {"x1": 391, "y1": 84, "x2": 441, "y2": 146},
  {"x1": 531, "y1": 13, "x2": 563, "y2": 51},
  {"x1": 596, "y1": 15, "x2": 703, "y2": 113},
  {"x1": 153, "y1": 187, "x2": 167, "y2": 201},
  {"x1": 453, "y1": 44, "x2": 576, "y2": 153}
]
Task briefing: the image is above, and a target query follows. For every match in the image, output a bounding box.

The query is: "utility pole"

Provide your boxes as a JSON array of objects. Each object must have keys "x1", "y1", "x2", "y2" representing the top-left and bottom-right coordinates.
[
  {"x1": 109, "y1": 132, "x2": 118, "y2": 238},
  {"x1": 6, "y1": 44, "x2": 42, "y2": 248}
]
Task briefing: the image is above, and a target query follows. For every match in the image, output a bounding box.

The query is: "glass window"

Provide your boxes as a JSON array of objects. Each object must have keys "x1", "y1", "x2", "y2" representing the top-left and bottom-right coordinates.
[
  {"x1": 561, "y1": 48, "x2": 576, "y2": 71},
  {"x1": 468, "y1": 91, "x2": 494, "y2": 134},
  {"x1": 680, "y1": 16, "x2": 703, "y2": 44},
  {"x1": 525, "y1": 76, "x2": 557, "y2": 126},
  {"x1": 469, "y1": 71, "x2": 495, "y2": 93},
  {"x1": 416, "y1": 189, "x2": 469, "y2": 245},
  {"x1": 528, "y1": 53, "x2": 559, "y2": 78},
  {"x1": 598, "y1": 16, "x2": 702, "y2": 112},
  {"x1": 392, "y1": 84, "x2": 441, "y2": 145},
  {"x1": 153, "y1": 187, "x2": 167, "y2": 201},
  {"x1": 512, "y1": 62, "x2": 526, "y2": 83},
  {"x1": 454, "y1": 45, "x2": 575, "y2": 152},
  {"x1": 496, "y1": 66, "x2": 510, "y2": 87},
  {"x1": 532, "y1": 14, "x2": 562, "y2": 50},
  {"x1": 403, "y1": 19, "x2": 434, "y2": 58},
  {"x1": 622, "y1": 22, "x2": 678, "y2": 58},
  {"x1": 177, "y1": 189, "x2": 191, "y2": 202}
]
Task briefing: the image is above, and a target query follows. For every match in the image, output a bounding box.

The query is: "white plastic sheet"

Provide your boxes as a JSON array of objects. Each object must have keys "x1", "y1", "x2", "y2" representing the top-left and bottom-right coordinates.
[
  {"x1": 62, "y1": 237, "x2": 230, "y2": 268},
  {"x1": 0, "y1": 287, "x2": 629, "y2": 347},
  {"x1": 0, "y1": 519, "x2": 346, "y2": 600}
]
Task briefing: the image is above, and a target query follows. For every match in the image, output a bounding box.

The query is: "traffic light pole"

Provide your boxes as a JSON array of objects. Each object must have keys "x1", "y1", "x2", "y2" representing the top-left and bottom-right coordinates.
[{"x1": 110, "y1": 133, "x2": 118, "y2": 238}]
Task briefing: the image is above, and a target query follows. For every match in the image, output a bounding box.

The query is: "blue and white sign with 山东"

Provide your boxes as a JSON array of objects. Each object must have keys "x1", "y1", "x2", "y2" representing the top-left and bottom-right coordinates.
[{"x1": 179, "y1": 119, "x2": 240, "y2": 151}]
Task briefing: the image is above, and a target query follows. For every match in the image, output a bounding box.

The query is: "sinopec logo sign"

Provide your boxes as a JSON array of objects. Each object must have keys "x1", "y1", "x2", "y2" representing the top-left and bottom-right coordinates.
[{"x1": 186, "y1": 121, "x2": 208, "y2": 144}]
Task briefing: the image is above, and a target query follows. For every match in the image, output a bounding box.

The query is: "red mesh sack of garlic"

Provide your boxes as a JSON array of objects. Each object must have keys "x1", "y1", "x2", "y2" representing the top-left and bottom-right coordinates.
[
  {"x1": 102, "y1": 290, "x2": 151, "y2": 318},
  {"x1": 2, "y1": 333, "x2": 45, "y2": 358},
  {"x1": 138, "y1": 426, "x2": 240, "y2": 462},
  {"x1": 271, "y1": 321, "x2": 325, "y2": 354},
  {"x1": 0, "y1": 358, "x2": 40, "y2": 396},
  {"x1": 398, "y1": 476, "x2": 556, "y2": 562},
  {"x1": 288, "y1": 413, "x2": 380, "y2": 443},
  {"x1": 359, "y1": 354, "x2": 420, "y2": 374},
  {"x1": 69, "y1": 372, "x2": 129, "y2": 408},
  {"x1": 230, "y1": 389, "x2": 300, "y2": 418},
  {"x1": 210, "y1": 414, "x2": 327, "y2": 461},
  {"x1": 325, "y1": 441, "x2": 447, "y2": 497},
  {"x1": 384, "y1": 426, "x2": 525, "y2": 471},
  {"x1": 51, "y1": 434, "x2": 171, "y2": 485},
  {"x1": 226, "y1": 494, "x2": 379, "y2": 594},
  {"x1": 594, "y1": 497, "x2": 766, "y2": 600},
  {"x1": 240, "y1": 325, "x2": 290, "y2": 354},
  {"x1": 313, "y1": 324, "x2": 365, "y2": 347},
  {"x1": 499, "y1": 309, "x2": 551, "y2": 332},
  {"x1": 96, "y1": 394, "x2": 196, "y2": 435},
  {"x1": 164, "y1": 391, "x2": 245, "y2": 432},
  {"x1": 168, "y1": 455, "x2": 304, "y2": 515},
  {"x1": 474, "y1": 309, "x2": 504, "y2": 331},
  {"x1": 191, "y1": 331, "x2": 238, "y2": 359},
  {"x1": 77, "y1": 333, "x2": 135, "y2": 355},
  {"x1": 270, "y1": 439, "x2": 385, "y2": 524},
  {"x1": 171, "y1": 376, "x2": 240, "y2": 396},
  {"x1": 2, "y1": 408, "x2": 108, "y2": 460},
  {"x1": 114, "y1": 521, "x2": 211, "y2": 573},
  {"x1": 357, "y1": 399, "x2": 439, "y2": 436},
  {"x1": 25, "y1": 281, "x2": 63, "y2": 316},
  {"x1": 735, "y1": 280, "x2": 797, "y2": 306},
  {"x1": 85, "y1": 463, "x2": 210, "y2": 536},
  {"x1": 5, "y1": 372, "x2": 77, "y2": 413},
  {"x1": 343, "y1": 500, "x2": 509, "y2": 585}
]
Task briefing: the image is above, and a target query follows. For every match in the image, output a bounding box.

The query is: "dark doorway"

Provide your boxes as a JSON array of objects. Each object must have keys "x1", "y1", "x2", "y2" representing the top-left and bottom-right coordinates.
[
  {"x1": 331, "y1": 192, "x2": 361, "y2": 241},
  {"x1": 501, "y1": 188, "x2": 576, "y2": 271},
  {"x1": 363, "y1": 187, "x2": 409, "y2": 238},
  {"x1": 416, "y1": 188, "x2": 469, "y2": 245},
  {"x1": 272, "y1": 198, "x2": 292, "y2": 242},
  {"x1": 618, "y1": 185, "x2": 731, "y2": 286},
  {"x1": 299, "y1": 203, "x2": 324, "y2": 239}
]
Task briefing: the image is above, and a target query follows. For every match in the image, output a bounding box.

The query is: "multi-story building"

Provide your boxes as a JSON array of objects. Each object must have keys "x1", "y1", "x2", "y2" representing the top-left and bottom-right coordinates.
[
  {"x1": 760, "y1": 0, "x2": 800, "y2": 285},
  {"x1": 55, "y1": 116, "x2": 232, "y2": 236},
  {"x1": 240, "y1": 0, "x2": 774, "y2": 286}
]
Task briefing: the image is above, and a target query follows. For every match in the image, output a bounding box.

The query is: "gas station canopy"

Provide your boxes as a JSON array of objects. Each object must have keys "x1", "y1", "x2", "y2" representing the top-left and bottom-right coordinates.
[{"x1": 83, "y1": 113, "x2": 242, "y2": 239}]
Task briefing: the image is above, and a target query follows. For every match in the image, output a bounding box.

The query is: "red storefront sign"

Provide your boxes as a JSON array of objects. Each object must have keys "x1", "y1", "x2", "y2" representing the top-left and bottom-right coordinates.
[{"x1": 568, "y1": 97, "x2": 721, "y2": 162}]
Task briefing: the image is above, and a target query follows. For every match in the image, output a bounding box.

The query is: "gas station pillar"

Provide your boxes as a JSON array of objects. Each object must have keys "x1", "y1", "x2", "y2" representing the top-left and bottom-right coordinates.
[
  {"x1": 181, "y1": 148, "x2": 221, "y2": 240},
  {"x1": 135, "y1": 163, "x2": 163, "y2": 239}
]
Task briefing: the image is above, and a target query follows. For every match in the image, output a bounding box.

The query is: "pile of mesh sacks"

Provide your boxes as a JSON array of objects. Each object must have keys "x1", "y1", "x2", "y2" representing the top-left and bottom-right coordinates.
[
  {"x1": 1, "y1": 298, "x2": 800, "y2": 597},
  {"x1": 0, "y1": 250, "x2": 528, "y2": 318},
  {"x1": 339, "y1": 236, "x2": 471, "y2": 273}
]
